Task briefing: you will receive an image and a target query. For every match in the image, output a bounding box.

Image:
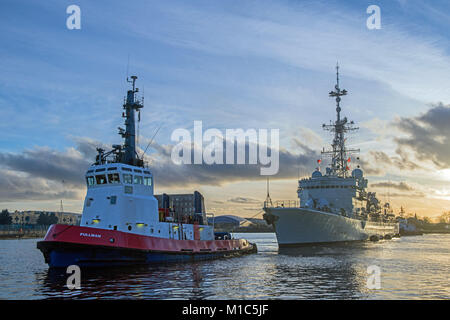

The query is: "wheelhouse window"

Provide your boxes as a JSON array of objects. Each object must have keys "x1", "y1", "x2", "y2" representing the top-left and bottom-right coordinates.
[
  {"x1": 123, "y1": 173, "x2": 132, "y2": 184},
  {"x1": 86, "y1": 176, "x2": 95, "y2": 186},
  {"x1": 108, "y1": 173, "x2": 120, "y2": 184},
  {"x1": 134, "y1": 175, "x2": 143, "y2": 184},
  {"x1": 124, "y1": 186, "x2": 133, "y2": 194},
  {"x1": 144, "y1": 176, "x2": 152, "y2": 186},
  {"x1": 95, "y1": 174, "x2": 107, "y2": 185}
]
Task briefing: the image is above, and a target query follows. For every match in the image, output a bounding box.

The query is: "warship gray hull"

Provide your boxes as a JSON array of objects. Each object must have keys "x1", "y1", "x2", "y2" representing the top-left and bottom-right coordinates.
[{"x1": 264, "y1": 207, "x2": 399, "y2": 246}]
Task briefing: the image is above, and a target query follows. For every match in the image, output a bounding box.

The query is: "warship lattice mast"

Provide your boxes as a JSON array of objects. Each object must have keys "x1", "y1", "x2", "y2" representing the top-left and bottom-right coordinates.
[{"x1": 322, "y1": 64, "x2": 359, "y2": 177}]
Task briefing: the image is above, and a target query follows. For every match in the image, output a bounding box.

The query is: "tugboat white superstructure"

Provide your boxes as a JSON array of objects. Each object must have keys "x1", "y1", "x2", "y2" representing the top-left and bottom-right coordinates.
[
  {"x1": 263, "y1": 65, "x2": 399, "y2": 246},
  {"x1": 38, "y1": 76, "x2": 256, "y2": 267}
]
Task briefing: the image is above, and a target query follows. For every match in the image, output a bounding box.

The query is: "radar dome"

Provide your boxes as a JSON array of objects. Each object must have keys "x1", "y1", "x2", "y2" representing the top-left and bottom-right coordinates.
[
  {"x1": 351, "y1": 168, "x2": 363, "y2": 179},
  {"x1": 312, "y1": 170, "x2": 322, "y2": 178}
]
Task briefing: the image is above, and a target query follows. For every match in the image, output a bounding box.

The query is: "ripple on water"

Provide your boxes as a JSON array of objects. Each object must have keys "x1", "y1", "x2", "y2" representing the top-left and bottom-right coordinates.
[{"x1": 0, "y1": 234, "x2": 448, "y2": 299}]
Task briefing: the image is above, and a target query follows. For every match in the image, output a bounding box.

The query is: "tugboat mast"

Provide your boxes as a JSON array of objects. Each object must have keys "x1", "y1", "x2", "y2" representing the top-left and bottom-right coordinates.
[
  {"x1": 95, "y1": 76, "x2": 144, "y2": 167},
  {"x1": 121, "y1": 76, "x2": 143, "y2": 166},
  {"x1": 322, "y1": 64, "x2": 359, "y2": 177}
]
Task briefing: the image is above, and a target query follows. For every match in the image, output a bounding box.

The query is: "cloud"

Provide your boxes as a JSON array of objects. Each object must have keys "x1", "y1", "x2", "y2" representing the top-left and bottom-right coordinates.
[
  {"x1": 289, "y1": 127, "x2": 324, "y2": 152},
  {"x1": 72, "y1": 137, "x2": 110, "y2": 160},
  {"x1": 376, "y1": 191, "x2": 426, "y2": 199},
  {"x1": 369, "y1": 179, "x2": 428, "y2": 200},
  {"x1": 371, "y1": 181, "x2": 414, "y2": 191},
  {"x1": 0, "y1": 135, "x2": 319, "y2": 202},
  {"x1": 145, "y1": 138, "x2": 319, "y2": 188},
  {"x1": 356, "y1": 104, "x2": 450, "y2": 177},
  {"x1": 0, "y1": 146, "x2": 90, "y2": 188},
  {"x1": 128, "y1": 0, "x2": 450, "y2": 102},
  {"x1": 227, "y1": 197, "x2": 261, "y2": 204},
  {"x1": 358, "y1": 150, "x2": 419, "y2": 176},
  {"x1": 0, "y1": 138, "x2": 104, "y2": 202},
  {"x1": 394, "y1": 103, "x2": 450, "y2": 169},
  {"x1": 0, "y1": 169, "x2": 81, "y2": 202}
]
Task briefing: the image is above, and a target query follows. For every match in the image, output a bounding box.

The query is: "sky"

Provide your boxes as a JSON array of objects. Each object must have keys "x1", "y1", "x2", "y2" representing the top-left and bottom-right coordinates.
[{"x1": 0, "y1": 0, "x2": 449, "y2": 219}]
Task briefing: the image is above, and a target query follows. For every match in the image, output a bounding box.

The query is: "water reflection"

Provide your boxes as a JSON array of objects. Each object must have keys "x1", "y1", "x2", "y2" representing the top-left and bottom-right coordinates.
[
  {"x1": 277, "y1": 241, "x2": 369, "y2": 257},
  {"x1": 28, "y1": 236, "x2": 425, "y2": 300},
  {"x1": 256, "y1": 243, "x2": 370, "y2": 299},
  {"x1": 1, "y1": 234, "x2": 447, "y2": 299},
  {"x1": 37, "y1": 262, "x2": 211, "y2": 299}
]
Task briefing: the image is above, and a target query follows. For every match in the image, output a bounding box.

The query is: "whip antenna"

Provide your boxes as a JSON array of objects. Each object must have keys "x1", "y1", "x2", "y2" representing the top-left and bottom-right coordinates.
[{"x1": 141, "y1": 125, "x2": 162, "y2": 159}]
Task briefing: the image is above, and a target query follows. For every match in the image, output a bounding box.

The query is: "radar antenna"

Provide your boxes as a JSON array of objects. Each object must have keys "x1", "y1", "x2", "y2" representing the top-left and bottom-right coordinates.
[
  {"x1": 321, "y1": 63, "x2": 359, "y2": 177},
  {"x1": 94, "y1": 76, "x2": 144, "y2": 167},
  {"x1": 264, "y1": 177, "x2": 273, "y2": 208}
]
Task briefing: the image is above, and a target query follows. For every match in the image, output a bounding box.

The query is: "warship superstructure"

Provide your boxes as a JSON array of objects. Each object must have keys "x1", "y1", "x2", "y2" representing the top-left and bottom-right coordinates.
[{"x1": 263, "y1": 65, "x2": 399, "y2": 246}]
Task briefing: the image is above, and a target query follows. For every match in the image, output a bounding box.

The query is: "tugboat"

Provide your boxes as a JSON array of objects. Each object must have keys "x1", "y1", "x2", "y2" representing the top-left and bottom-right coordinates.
[
  {"x1": 263, "y1": 65, "x2": 399, "y2": 246},
  {"x1": 398, "y1": 208, "x2": 423, "y2": 236},
  {"x1": 37, "y1": 76, "x2": 256, "y2": 268}
]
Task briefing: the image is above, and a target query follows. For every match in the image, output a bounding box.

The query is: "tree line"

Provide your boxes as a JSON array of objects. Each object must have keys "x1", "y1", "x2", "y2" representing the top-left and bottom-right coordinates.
[
  {"x1": 401, "y1": 211, "x2": 450, "y2": 225},
  {"x1": 0, "y1": 209, "x2": 58, "y2": 225}
]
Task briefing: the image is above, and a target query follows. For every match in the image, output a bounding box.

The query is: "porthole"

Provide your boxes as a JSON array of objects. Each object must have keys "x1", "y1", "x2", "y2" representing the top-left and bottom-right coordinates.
[{"x1": 128, "y1": 225, "x2": 132, "y2": 231}]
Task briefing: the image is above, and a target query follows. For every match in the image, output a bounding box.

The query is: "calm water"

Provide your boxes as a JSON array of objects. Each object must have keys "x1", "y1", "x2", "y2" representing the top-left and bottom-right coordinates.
[{"x1": 0, "y1": 233, "x2": 448, "y2": 299}]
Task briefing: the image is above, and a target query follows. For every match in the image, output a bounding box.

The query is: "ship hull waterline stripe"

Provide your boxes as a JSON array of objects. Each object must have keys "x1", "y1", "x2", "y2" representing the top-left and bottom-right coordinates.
[{"x1": 37, "y1": 241, "x2": 257, "y2": 268}]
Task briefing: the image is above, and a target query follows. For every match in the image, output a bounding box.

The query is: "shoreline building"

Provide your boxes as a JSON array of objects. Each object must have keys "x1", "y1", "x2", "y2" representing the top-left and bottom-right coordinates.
[
  {"x1": 8, "y1": 210, "x2": 81, "y2": 226},
  {"x1": 154, "y1": 191, "x2": 207, "y2": 224}
]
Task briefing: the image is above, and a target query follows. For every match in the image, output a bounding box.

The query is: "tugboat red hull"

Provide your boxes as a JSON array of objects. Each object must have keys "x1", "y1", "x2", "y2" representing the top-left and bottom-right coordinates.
[{"x1": 37, "y1": 224, "x2": 257, "y2": 268}]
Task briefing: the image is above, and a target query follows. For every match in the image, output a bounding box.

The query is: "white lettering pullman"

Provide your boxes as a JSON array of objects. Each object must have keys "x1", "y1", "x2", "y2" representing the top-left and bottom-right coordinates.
[
  {"x1": 263, "y1": 65, "x2": 400, "y2": 246},
  {"x1": 79, "y1": 233, "x2": 101, "y2": 238}
]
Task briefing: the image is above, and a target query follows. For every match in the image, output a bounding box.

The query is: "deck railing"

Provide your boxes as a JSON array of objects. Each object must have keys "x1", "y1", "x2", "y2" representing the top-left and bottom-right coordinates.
[
  {"x1": 265, "y1": 200, "x2": 299, "y2": 208},
  {"x1": 0, "y1": 224, "x2": 49, "y2": 238}
]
